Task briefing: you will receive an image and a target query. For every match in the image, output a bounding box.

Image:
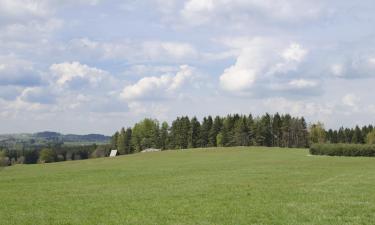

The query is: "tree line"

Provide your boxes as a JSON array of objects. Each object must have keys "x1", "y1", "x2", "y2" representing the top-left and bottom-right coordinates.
[
  {"x1": 0, "y1": 144, "x2": 112, "y2": 166},
  {"x1": 309, "y1": 122, "x2": 375, "y2": 145},
  {"x1": 111, "y1": 113, "x2": 310, "y2": 154},
  {"x1": 2, "y1": 113, "x2": 375, "y2": 166}
]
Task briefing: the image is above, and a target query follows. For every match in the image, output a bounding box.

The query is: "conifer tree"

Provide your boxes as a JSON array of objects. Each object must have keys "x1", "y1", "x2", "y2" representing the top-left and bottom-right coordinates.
[
  {"x1": 117, "y1": 128, "x2": 126, "y2": 154},
  {"x1": 189, "y1": 117, "x2": 201, "y2": 148}
]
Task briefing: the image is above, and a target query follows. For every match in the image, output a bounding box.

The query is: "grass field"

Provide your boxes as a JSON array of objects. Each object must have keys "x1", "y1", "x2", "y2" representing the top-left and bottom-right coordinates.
[{"x1": 1, "y1": 147, "x2": 375, "y2": 225}]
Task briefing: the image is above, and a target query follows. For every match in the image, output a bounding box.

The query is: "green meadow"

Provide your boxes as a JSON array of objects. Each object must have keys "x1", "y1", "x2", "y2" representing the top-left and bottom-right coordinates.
[{"x1": 1, "y1": 147, "x2": 375, "y2": 225}]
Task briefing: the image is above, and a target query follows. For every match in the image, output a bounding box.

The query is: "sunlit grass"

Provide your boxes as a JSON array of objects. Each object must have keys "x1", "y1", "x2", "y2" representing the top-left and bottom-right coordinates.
[{"x1": 1, "y1": 147, "x2": 374, "y2": 225}]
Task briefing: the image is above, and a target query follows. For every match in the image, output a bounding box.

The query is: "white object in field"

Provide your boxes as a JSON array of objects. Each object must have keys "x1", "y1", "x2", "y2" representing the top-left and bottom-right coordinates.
[
  {"x1": 109, "y1": 150, "x2": 118, "y2": 157},
  {"x1": 141, "y1": 148, "x2": 161, "y2": 153}
]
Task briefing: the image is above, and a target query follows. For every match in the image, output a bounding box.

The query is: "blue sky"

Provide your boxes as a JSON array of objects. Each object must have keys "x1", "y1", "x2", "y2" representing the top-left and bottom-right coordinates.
[{"x1": 0, "y1": 0, "x2": 375, "y2": 135}]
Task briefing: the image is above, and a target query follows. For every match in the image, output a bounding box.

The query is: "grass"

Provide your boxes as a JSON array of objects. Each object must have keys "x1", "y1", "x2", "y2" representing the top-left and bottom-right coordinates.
[{"x1": 1, "y1": 147, "x2": 375, "y2": 225}]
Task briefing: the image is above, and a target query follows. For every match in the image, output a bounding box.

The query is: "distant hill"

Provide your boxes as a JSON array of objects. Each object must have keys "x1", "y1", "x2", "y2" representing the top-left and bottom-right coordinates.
[
  {"x1": 62, "y1": 134, "x2": 110, "y2": 142},
  {"x1": 34, "y1": 131, "x2": 61, "y2": 139},
  {"x1": 0, "y1": 131, "x2": 110, "y2": 145}
]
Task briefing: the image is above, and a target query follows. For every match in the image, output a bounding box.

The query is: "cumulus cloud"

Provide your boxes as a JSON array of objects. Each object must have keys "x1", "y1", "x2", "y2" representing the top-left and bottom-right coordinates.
[
  {"x1": 68, "y1": 38, "x2": 198, "y2": 63},
  {"x1": 0, "y1": 18, "x2": 63, "y2": 42},
  {"x1": 263, "y1": 97, "x2": 333, "y2": 117},
  {"x1": 329, "y1": 55, "x2": 375, "y2": 78},
  {"x1": 342, "y1": 93, "x2": 360, "y2": 108},
  {"x1": 331, "y1": 63, "x2": 345, "y2": 77},
  {"x1": 219, "y1": 38, "x2": 309, "y2": 94},
  {"x1": 121, "y1": 65, "x2": 195, "y2": 101},
  {"x1": 0, "y1": 0, "x2": 51, "y2": 24},
  {"x1": 50, "y1": 62, "x2": 109, "y2": 88},
  {"x1": 0, "y1": 0, "x2": 101, "y2": 24},
  {"x1": 19, "y1": 87, "x2": 56, "y2": 104},
  {"x1": 0, "y1": 56, "x2": 43, "y2": 87},
  {"x1": 180, "y1": 0, "x2": 323, "y2": 26},
  {"x1": 288, "y1": 79, "x2": 317, "y2": 89}
]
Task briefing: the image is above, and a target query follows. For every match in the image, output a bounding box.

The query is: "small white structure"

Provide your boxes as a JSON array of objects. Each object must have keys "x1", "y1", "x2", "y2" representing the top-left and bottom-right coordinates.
[
  {"x1": 141, "y1": 148, "x2": 161, "y2": 153},
  {"x1": 109, "y1": 150, "x2": 118, "y2": 157}
]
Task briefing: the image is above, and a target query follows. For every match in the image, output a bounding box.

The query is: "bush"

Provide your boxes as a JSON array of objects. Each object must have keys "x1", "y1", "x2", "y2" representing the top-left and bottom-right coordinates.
[
  {"x1": 39, "y1": 148, "x2": 56, "y2": 163},
  {"x1": 0, "y1": 151, "x2": 9, "y2": 167},
  {"x1": 310, "y1": 144, "x2": 375, "y2": 157},
  {"x1": 366, "y1": 130, "x2": 375, "y2": 144},
  {"x1": 24, "y1": 150, "x2": 39, "y2": 164}
]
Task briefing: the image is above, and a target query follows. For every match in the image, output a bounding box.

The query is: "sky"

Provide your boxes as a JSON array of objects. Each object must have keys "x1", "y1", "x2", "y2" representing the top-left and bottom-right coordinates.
[{"x1": 0, "y1": 0, "x2": 375, "y2": 135}]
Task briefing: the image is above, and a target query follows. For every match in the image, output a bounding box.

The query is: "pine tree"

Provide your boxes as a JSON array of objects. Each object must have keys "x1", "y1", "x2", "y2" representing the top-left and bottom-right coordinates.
[
  {"x1": 124, "y1": 128, "x2": 133, "y2": 154},
  {"x1": 246, "y1": 114, "x2": 255, "y2": 146},
  {"x1": 272, "y1": 113, "x2": 282, "y2": 147},
  {"x1": 189, "y1": 117, "x2": 201, "y2": 148},
  {"x1": 352, "y1": 126, "x2": 364, "y2": 144},
  {"x1": 200, "y1": 116, "x2": 212, "y2": 147},
  {"x1": 111, "y1": 131, "x2": 119, "y2": 149},
  {"x1": 117, "y1": 128, "x2": 126, "y2": 154},
  {"x1": 338, "y1": 127, "x2": 345, "y2": 143},
  {"x1": 209, "y1": 116, "x2": 222, "y2": 147},
  {"x1": 160, "y1": 122, "x2": 169, "y2": 150},
  {"x1": 234, "y1": 116, "x2": 249, "y2": 146},
  {"x1": 258, "y1": 114, "x2": 272, "y2": 147}
]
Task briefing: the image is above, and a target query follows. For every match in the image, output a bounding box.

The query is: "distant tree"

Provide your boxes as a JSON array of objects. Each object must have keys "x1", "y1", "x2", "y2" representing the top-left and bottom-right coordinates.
[
  {"x1": 351, "y1": 126, "x2": 364, "y2": 144},
  {"x1": 209, "y1": 116, "x2": 222, "y2": 147},
  {"x1": 344, "y1": 128, "x2": 353, "y2": 143},
  {"x1": 24, "y1": 150, "x2": 39, "y2": 164},
  {"x1": 337, "y1": 127, "x2": 345, "y2": 143},
  {"x1": 255, "y1": 114, "x2": 272, "y2": 147},
  {"x1": 188, "y1": 117, "x2": 200, "y2": 148},
  {"x1": 234, "y1": 116, "x2": 249, "y2": 146},
  {"x1": 200, "y1": 116, "x2": 213, "y2": 147},
  {"x1": 246, "y1": 114, "x2": 255, "y2": 146},
  {"x1": 169, "y1": 117, "x2": 190, "y2": 149},
  {"x1": 39, "y1": 148, "x2": 55, "y2": 163},
  {"x1": 0, "y1": 150, "x2": 9, "y2": 167},
  {"x1": 124, "y1": 128, "x2": 133, "y2": 154},
  {"x1": 221, "y1": 116, "x2": 235, "y2": 147},
  {"x1": 117, "y1": 128, "x2": 126, "y2": 154},
  {"x1": 111, "y1": 131, "x2": 119, "y2": 149},
  {"x1": 272, "y1": 113, "x2": 282, "y2": 147},
  {"x1": 160, "y1": 122, "x2": 169, "y2": 150},
  {"x1": 216, "y1": 132, "x2": 223, "y2": 147},
  {"x1": 366, "y1": 130, "x2": 375, "y2": 144},
  {"x1": 131, "y1": 119, "x2": 160, "y2": 151},
  {"x1": 92, "y1": 144, "x2": 112, "y2": 158},
  {"x1": 309, "y1": 122, "x2": 326, "y2": 144}
]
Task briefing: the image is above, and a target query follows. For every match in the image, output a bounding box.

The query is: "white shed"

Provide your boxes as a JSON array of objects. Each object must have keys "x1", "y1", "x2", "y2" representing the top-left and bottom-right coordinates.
[{"x1": 109, "y1": 150, "x2": 118, "y2": 157}]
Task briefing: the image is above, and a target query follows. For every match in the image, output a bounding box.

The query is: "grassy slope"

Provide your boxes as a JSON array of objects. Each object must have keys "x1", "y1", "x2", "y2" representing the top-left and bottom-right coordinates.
[{"x1": 1, "y1": 147, "x2": 375, "y2": 225}]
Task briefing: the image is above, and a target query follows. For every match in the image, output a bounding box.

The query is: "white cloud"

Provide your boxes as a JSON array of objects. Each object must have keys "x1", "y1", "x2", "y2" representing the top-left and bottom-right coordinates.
[
  {"x1": 263, "y1": 97, "x2": 333, "y2": 117},
  {"x1": 0, "y1": 56, "x2": 42, "y2": 87},
  {"x1": 331, "y1": 63, "x2": 345, "y2": 77},
  {"x1": 282, "y1": 43, "x2": 308, "y2": 62},
  {"x1": 219, "y1": 38, "x2": 308, "y2": 93},
  {"x1": 123, "y1": 65, "x2": 179, "y2": 77},
  {"x1": 68, "y1": 38, "x2": 198, "y2": 62},
  {"x1": 0, "y1": 0, "x2": 101, "y2": 22},
  {"x1": 121, "y1": 65, "x2": 194, "y2": 101},
  {"x1": 368, "y1": 57, "x2": 375, "y2": 65},
  {"x1": 143, "y1": 41, "x2": 198, "y2": 59},
  {"x1": 342, "y1": 93, "x2": 360, "y2": 107},
  {"x1": 19, "y1": 87, "x2": 56, "y2": 104},
  {"x1": 50, "y1": 62, "x2": 109, "y2": 88},
  {"x1": 180, "y1": 0, "x2": 323, "y2": 26},
  {"x1": 0, "y1": 18, "x2": 63, "y2": 41},
  {"x1": 330, "y1": 56, "x2": 375, "y2": 78},
  {"x1": 288, "y1": 79, "x2": 317, "y2": 89},
  {"x1": 220, "y1": 67, "x2": 257, "y2": 92},
  {"x1": 0, "y1": 0, "x2": 51, "y2": 20}
]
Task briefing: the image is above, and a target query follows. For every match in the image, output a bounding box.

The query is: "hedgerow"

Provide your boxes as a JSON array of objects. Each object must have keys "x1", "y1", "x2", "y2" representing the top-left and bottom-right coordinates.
[{"x1": 310, "y1": 143, "x2": 375, "y2": 157}]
